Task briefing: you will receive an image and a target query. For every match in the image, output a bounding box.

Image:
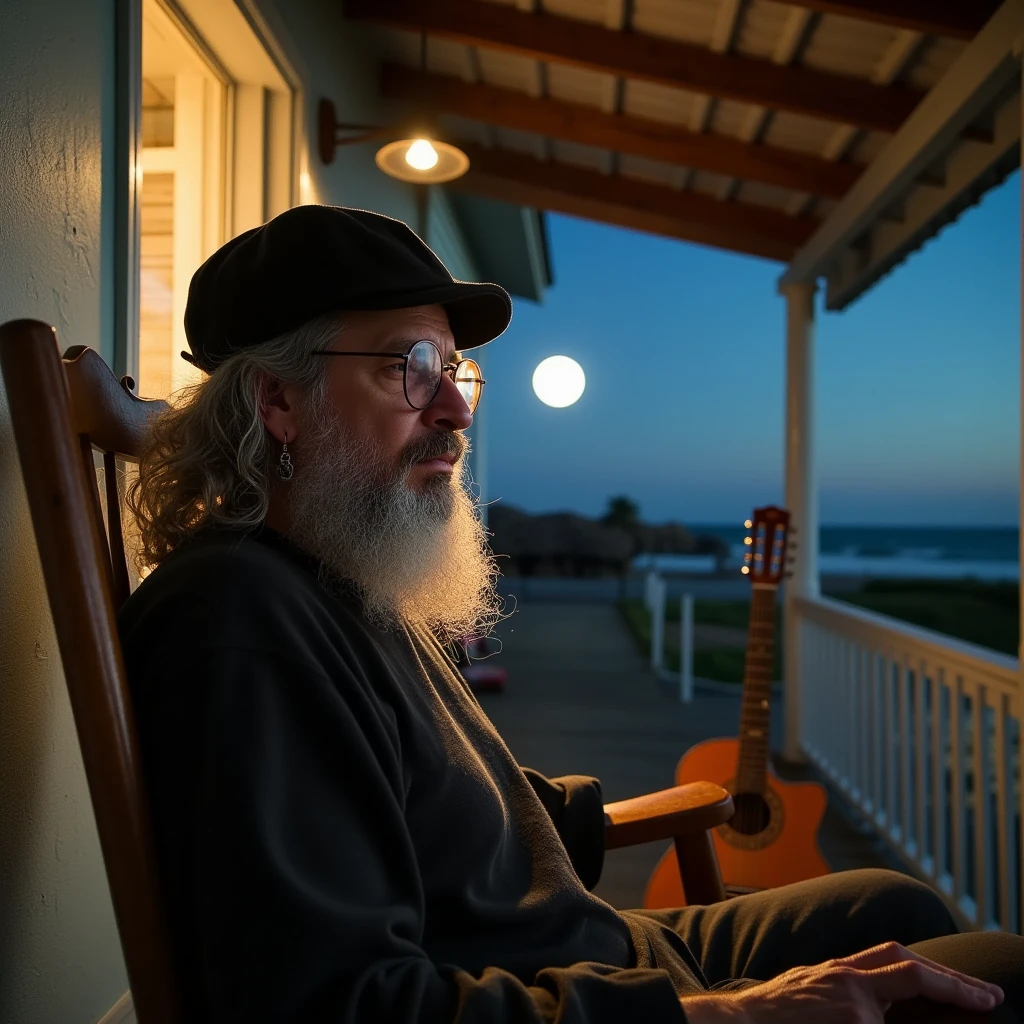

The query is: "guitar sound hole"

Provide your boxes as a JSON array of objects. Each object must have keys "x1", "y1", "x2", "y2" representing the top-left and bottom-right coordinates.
[{"x1": 730, "y1": 792, "x2": 772, "y2": 836}]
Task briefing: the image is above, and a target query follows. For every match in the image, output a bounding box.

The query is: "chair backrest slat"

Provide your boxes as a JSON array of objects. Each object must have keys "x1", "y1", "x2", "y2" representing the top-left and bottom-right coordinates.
[
  {"x1": 0, "y1": 320, "x2": 179, "y2": 1023},
  {"x1": 103, "y1": 449, "x2": 132, "y2": 608}
]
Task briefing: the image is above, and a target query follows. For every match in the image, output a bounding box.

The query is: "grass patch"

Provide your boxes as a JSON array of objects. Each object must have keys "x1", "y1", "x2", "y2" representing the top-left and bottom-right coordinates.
[
  {"x1": 616, "y1": 599, "x2": 781, "y2": 683},
  {"x1": 618, "y1": 598, "x2": 652, "y2": 655},
  {"x1": 617, "y1": 577, "x2": 1019, "y2": 682},
  {"x1": 693, "y1": 647, "x2": 760, "y2": 683},
  {"x1": 829, "y1": 579, "x2": 1018, "y2": 657}
]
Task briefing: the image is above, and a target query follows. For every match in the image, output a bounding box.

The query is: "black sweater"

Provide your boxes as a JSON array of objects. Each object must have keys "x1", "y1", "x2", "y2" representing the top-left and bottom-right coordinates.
[{"x1": 119, "y1": 528, "x2": 706, "y2": 1022}]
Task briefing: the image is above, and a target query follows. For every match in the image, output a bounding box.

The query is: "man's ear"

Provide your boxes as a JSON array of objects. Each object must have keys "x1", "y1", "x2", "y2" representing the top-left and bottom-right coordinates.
[{"x1": 259, "y1": 377, "x2": 302, "y2": 445}]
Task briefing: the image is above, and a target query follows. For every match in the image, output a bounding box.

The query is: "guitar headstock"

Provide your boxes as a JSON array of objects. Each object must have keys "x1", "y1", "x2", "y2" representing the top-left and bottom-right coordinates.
[{"x1": 741, "y1": 505, "x2": 791, "y2": 586}]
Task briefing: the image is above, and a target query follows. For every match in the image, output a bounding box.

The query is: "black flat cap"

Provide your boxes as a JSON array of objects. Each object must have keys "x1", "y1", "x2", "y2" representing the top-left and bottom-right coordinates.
[{"x1": 183, "y1": 205, "x2": 512, "y2": 373}]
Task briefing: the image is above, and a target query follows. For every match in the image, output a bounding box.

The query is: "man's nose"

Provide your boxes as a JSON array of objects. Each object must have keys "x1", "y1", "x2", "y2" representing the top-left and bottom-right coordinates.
[{"x1": 422, "y1": 373, "x2": 473, "y2": 431}]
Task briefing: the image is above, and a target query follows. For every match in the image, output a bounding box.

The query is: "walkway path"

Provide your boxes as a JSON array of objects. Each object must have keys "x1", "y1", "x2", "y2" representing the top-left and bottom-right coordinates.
[{"x1": 476, "y1": 603, "x2": 905, "y2": 910}]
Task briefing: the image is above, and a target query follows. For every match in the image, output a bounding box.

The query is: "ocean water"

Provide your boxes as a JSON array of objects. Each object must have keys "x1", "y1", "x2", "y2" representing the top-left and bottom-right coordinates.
[{"x1": 633, "y1": 525, "x2": 1020, "y2": 581}]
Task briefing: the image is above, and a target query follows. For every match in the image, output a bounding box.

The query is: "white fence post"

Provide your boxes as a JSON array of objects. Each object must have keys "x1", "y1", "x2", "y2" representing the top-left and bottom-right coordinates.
[
  {"x1": 680, "y1": 592, "x2": 694, "y2": 702},
  {"x1": 650, "y1": 575, "x2": 665, "y2": 672},
  {"x1": 643, "y1": 569, "x2": 656, "y2": 612}
]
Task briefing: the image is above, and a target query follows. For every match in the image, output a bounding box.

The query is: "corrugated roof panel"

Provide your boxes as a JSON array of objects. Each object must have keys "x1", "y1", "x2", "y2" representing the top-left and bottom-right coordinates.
[
  {"x1": 734, "y1": 0, "x2": 799, "y2": 61},
  {"x1": 631, "y1": 0, "x2": 719, "y2": 47},
  {"x1": 493, "y1": 127, "x2": 548, "y2": 155},
  {"x1": 621, "y1": 80, "x2": 701, "y2": 125},
  {"x1": 736, "y1": 179, "x2": 794, "y2": 210},
  {"x1": 763, "y1": 110, "x2": 842, "y2": 156},
  {"x1": 800, "y1": 14, "x2": 897, "y2": 80},
  {"x1": 906, "y1": 37, "x2": 968, "y2": 91},
  {"x1": 541, "y1": 0, "x2": 607, "y2": 26},
  {"x1": 690, "y1": 169, "x2": 733, "y2": 197},
  {"x1": 477, "y1": 49, "x2": 543, "y2": 92},
  {"x1": 547, "y1": 63, "x2": 617, "y2": 109},
  {"x1": 709, "y1": 98, "x2": 761, "y2": 138},
  {"x1": 618, "y1": 153, "x2": 685, "y2": 186},
  {"x1": 849, "y1": 130, "x2": 891, "y2": 165},
  {"x1": 551, "y1": 139, "x2": 612, "y2": 171},
  {"x1": 426, "y1": 38, "x2": 474, "y2": 80}
]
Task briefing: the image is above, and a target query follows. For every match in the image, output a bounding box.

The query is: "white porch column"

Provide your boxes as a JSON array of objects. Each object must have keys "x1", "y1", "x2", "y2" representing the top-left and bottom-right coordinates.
[{"x1": 782, "y1": 280, "x2": 819, "y2": 763}]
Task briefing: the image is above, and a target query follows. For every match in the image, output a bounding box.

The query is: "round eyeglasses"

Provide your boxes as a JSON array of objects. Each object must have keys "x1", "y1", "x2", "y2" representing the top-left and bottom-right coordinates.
[{"x1": 310, "y1": 339, "x2": 485, "y2": 414}]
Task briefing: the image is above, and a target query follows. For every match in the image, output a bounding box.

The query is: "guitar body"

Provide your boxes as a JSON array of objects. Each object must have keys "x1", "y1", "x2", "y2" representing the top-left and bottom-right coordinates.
[{"x1": 644, "y1": 738, "x2": 830, "y2": 907}]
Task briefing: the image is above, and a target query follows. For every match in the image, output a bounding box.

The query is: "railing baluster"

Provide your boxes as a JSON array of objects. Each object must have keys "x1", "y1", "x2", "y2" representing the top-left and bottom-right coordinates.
[
  {"x1": 857, "y1": 644, "x2": 870, "y2": 813},
  {"x1": 892, "y1": 659, "x2": 909, "y2": 851},
  {"x1": 899, "y1": 659, "x2": 913, "y2": 857},
  {"x1": 971, "y1": 683, "x2": 990, "y2": 928},
  {"x1": 1011, "y1": 704, "x2": 1019, "y2": 937},
  {"x1": 839, "y1": 637, "x2": 849, "y2": 788},
  {"x1": 823, "y1": 629, "x2": 834, "y2": 777},
  {"x1": 933, "y1": 668, "x2": 950, "y2": 895},
  {"x1": 993, "y1": 694, "x2": 1010, "y2": 931},
  {"x1": 872, "y1": 648, "x2": 884, "y2": 829},
  {"x1": 827, "y1": 626, "x2": 835, "y2": 778},
  {"x1": 915, "y1": 660, "x2": 929, "y2": 874},
  {"x1": 802, "y1": 620, "x2": 812, "y2": 756},
  {"x1": 884, "y1": 654, "x2": 896, "y2": 839},
  {"x1": 849, "y1": 640, "x2": 860, "y2": 803},
  {"x1": 950, "y1": 676, "x2": 967, "y2": 911}
]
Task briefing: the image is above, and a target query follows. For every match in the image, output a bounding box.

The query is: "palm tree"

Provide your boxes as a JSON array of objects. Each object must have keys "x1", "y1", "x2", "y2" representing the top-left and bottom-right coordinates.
[{"x1": 601, "y1": 495, "x2": 641, "y2": 531}]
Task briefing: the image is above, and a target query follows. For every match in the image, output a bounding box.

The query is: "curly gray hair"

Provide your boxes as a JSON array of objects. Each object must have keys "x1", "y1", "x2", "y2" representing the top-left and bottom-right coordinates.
[{"x1": 128, "y1": 311, "x2": 346, "y2": 568}]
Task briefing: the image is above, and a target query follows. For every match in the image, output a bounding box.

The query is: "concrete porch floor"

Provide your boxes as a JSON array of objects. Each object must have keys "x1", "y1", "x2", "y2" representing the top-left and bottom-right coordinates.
[{"x1": 476, "y1": 602, "x2": 910, "y2": 910}]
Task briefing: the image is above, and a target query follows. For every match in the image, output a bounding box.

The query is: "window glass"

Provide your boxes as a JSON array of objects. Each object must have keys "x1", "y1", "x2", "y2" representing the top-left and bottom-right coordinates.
[{"x1": 139, "y1": 0, "x2": 226, "y2": 399}]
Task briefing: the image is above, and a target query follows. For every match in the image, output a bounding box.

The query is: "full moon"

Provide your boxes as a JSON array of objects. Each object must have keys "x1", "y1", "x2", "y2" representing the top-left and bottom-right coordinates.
[{"x1": 532, "y1": 355, "x2": 586, "y2": 408}]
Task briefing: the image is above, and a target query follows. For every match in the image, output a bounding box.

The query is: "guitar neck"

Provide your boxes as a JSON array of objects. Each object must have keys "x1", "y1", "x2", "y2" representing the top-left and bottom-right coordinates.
[{"x1": 735, "y1": 584, "x2": 778, "y2": 795}]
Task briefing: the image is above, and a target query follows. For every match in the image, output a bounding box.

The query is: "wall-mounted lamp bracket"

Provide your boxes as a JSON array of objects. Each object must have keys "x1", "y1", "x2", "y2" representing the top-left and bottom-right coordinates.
[{"x1": 318, "y1": 98, "x2": 391, "y2": 165}]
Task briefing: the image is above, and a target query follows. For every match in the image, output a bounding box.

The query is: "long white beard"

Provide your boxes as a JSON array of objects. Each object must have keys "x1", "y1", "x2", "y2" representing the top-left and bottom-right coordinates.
[{"x1": 285, "y1": 416, "x2": 501, "y2": 643}]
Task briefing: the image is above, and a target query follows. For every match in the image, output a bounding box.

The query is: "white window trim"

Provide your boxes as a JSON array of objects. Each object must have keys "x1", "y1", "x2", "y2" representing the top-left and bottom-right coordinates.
[{"x1": 119, "y1": 0, "x2": 298, "y2": 380}]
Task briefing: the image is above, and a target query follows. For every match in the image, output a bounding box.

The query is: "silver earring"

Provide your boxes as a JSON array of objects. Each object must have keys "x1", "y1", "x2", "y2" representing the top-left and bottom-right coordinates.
[{"x1": 277, "y1": 433, "x2": 294, "y2": 480}]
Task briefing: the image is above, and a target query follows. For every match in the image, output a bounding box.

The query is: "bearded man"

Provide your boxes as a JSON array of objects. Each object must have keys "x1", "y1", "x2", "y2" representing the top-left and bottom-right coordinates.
[{"x1": 120, "y1": 205, "x2": 1023, "y2": 1024}]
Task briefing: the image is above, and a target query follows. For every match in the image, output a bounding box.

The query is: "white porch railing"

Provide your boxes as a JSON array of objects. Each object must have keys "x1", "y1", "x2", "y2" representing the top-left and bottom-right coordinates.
[
  {"x1": 794, "y1": 594, "x2": 1022, "y2": 933},
  {"x1": 644, "y1": 571, "x2": 694, "y2": 702}
]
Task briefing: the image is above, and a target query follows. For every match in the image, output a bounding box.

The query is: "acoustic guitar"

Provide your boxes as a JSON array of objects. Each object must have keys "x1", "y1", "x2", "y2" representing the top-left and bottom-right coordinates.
[{"x1": 643, "y1": 505, "x2": 829, "y2": 907}]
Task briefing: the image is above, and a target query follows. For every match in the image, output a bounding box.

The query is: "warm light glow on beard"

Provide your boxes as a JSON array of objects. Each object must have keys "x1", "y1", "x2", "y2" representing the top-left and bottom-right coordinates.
[{"x1": 285, "y1": 415, "x2": 501, "y2": 643}]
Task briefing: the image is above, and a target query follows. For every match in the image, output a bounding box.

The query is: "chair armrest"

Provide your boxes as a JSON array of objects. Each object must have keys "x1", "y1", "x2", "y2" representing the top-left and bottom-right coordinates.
[{"x1": 603, "y1": 781, "x2": 733, "y2": 850}]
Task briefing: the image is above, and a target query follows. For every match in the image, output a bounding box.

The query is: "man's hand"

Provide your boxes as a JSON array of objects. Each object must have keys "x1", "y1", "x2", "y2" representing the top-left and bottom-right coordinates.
[{"x1": 681, "y1": 942, "x2": 1004, "y2": 1023}]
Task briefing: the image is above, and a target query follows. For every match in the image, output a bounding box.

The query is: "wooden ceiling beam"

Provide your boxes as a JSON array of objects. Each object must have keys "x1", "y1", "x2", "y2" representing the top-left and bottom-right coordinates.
[
  {"x1": 450, "y1": 143, "x2": 819, "y2": 262},
  {"x1": 345, "y1": 0, "x2": 923, "y2": 133},
  {"x1": 774, "y1": 1, "x2": 1001, "y2": 40},
  {"x1": 382, "y1": 65, "x2": 863, "y2": 200}
]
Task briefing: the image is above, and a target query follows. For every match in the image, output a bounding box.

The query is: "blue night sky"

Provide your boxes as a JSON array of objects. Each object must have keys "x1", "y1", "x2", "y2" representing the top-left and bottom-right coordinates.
[{"x1": 481, "y1": 171, "x2": 1021, "y2": 528}]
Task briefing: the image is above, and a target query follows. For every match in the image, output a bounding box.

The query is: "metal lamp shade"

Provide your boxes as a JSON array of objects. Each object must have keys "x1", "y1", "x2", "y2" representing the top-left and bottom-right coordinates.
[{"x1": 374, "y1": 138, "x2": 470, "y2": 184}]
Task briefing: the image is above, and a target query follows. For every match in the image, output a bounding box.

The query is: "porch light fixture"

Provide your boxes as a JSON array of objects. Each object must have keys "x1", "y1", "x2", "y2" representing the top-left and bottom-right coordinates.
[
  {"x1": 375, "y1": 136, "x2": 470, "y2": 184},
  {"x1": 317, "y1": 98, "x2": 470, "y2": 185}
]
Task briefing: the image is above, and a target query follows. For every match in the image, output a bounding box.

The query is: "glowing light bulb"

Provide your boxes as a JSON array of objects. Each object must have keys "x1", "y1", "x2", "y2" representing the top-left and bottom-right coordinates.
[
  {"x1": 741, "y1": 566, "x2": 750, "y2": 575},
  {"x1": 405, "y1": 139, "x2": 439, "y2": 170}
]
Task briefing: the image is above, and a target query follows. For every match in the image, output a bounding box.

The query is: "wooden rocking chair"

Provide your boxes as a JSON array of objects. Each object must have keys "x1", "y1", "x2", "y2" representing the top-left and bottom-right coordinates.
[{"x1": 0, "y1": 318, "x2": 734, "y2": 1024}]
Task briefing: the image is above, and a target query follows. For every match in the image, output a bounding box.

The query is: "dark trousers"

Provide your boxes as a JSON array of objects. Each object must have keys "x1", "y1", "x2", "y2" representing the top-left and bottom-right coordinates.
[{"x1": 656, "y1": 869, "x2": 1024, "y2": 1021}]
